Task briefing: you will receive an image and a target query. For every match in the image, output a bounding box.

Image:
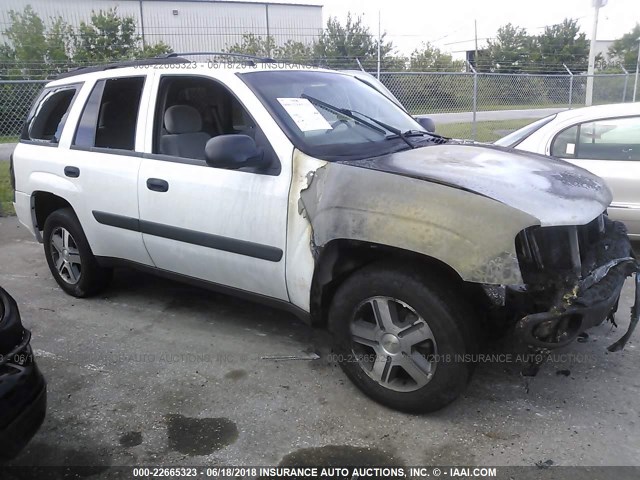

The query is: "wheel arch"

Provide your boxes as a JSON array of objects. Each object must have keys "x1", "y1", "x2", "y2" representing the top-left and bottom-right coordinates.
[
  {"x1": 309, "y1": 238, "x2": 472, "y2": 326},
  {"x1": 31, "y1": 191, "x2": 75, "y2": 241}
]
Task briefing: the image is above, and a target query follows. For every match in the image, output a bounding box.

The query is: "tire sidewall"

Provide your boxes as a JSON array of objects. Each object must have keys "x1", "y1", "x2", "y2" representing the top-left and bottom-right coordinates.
[
  {"x1": 43, "y1": 208, "x2": 105, "y2": 298},
  {"x1": 329, "y1": 264, "x2": 473, "y2": 413}
]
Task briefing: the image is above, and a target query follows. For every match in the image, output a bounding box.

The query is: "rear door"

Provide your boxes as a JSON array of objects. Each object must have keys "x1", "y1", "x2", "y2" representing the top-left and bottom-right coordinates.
[
  {"x1": 549, "y1": 115, "x2": 640, "y2": 235},
  {"x1": 63, "y1": 73, "x2": 155, "y2": 264}
]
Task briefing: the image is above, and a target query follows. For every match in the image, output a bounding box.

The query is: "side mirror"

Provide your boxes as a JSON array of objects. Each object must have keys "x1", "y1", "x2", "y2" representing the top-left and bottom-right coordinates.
[
  {"x1": 415, "y1": 116, "x2": 436, "y2": 133},
  {"x1": 204, "y1": 135, "x2": 268, "y2": 170}
]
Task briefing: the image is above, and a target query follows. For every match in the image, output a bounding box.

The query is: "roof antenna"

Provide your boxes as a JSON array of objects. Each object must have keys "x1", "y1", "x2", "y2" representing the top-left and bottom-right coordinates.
[{"x1": 355, "y1": 58, "x2": 365, "y2": 72}]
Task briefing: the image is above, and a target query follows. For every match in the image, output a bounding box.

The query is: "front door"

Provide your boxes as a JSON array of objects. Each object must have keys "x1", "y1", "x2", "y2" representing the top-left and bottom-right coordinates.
[{"x1": 137, "y1": 73, "x2": 291, "y2": 300}]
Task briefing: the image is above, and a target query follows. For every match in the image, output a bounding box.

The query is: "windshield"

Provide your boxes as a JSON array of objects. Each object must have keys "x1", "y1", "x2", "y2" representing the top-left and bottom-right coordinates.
[
  {"x1": 240, "y1": 70, "x2": 431, "y2": 160},
  {"x1": 494, "y1": 114, "x2": 556, "y2": 148},
  {"x1": 340, "y1": 70, "x2": 405, "y2": 109}
]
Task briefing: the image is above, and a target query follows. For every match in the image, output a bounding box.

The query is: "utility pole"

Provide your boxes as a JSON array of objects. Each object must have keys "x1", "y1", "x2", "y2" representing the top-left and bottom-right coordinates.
[
  {"x1": 139, "y1": 0, "x2": 146, "y2": 49},
  {"x1": 265, "y1": 4, "x2": 271, "y2": 57},
  {"x1": 377, "y1": 10, "x2": 381, "y2": 79},
  {"x1": 586, "y1": 0, "x2": 608, "y2": 106},
  {"x1": 634, "y1": 38, "x2": 640, "y2": 102},
  {"x1": 474, "y1": 19, "x2": 478, "y2": 70}
]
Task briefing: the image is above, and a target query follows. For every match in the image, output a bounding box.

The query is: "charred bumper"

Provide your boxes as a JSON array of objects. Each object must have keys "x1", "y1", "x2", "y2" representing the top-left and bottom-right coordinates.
[{"x1": 513, "y1": 217, "x2": 639, "y2": 350}]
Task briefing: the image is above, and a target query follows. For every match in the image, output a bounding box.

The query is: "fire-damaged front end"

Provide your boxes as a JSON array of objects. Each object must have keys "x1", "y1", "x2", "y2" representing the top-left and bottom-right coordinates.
[
  {"x1": 511, "y1": 213, "x2": 639, "y2": 354},
  {"x1": 293, "y1": 142, "x2": 640, "y2": 360}
]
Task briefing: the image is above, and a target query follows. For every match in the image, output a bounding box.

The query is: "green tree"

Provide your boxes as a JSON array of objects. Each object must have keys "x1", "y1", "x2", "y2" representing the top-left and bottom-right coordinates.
[
  {"x1": 1, "y1": 5, "x2": 48, "y2": 78},
  {"x1": 224, "y1": 35, "x2": 315, "y2": 62},
  {"x1": 140, "y1": 41, "x2": 173, "y2": 58},
  {"x1": 608, "y1": 23, "x2": 640, "y2": 69},
  {"x1": 274, "y1": 40, "x2": 314, "y2": 62},
  {"x1": 73, "y1": 7, "x2": 170, "y2": 62},
  {"x1": 486, "y1": 23, "x2": 530, "y2": 72},
  {"x1": 1, "y1": 5, "x2": 172, "y2": 78},
  {"x1": 409, "y1": 42, "x2": 463, "y2": 72},
  {"x1": 44, "y1": 17, "x2": 75, "y2": 74},
  {"x1": 530, "y1": 18, "x2": 589, "y2": 73},
  {"x1": 224, "y1": 33, "x2": 276, "y2": 57},
  {"x1": 74, "y1": 8, "x2": 141, "y2": 62},
  {"x1": 313, "y1": 13, "x2": 395, "y2": 69}
]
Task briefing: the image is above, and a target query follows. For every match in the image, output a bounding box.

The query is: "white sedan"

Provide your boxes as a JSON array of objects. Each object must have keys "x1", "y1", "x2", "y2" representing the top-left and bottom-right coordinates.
[{"x1": 496, "y1": 103, "x2": 640, "y2": 237}]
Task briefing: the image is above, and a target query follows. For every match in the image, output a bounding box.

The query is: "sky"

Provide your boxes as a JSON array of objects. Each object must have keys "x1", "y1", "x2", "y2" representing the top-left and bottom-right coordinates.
[{"x1": 317, "y1": 0, "x2": 640, "y2": 57}]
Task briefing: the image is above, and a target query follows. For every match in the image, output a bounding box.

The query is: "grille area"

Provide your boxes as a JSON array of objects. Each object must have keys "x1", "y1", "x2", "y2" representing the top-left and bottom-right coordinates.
[{"x1": 516, "y1": 213, "x2": 606, "y2": 285}]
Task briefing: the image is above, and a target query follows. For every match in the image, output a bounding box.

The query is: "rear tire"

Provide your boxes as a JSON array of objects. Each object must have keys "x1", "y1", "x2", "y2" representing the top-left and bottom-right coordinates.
[
  {"x1": 43, "y1": 208, "x2": 112, "y2": 297},
  {"x1": 329, "y1": 262, "x2": 476, "y2": 413}
]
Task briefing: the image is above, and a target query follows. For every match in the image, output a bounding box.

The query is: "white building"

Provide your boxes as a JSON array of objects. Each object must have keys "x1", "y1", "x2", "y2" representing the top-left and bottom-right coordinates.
[{"x1": 1, "y1": 0, "x2": 323, "y2": 53}]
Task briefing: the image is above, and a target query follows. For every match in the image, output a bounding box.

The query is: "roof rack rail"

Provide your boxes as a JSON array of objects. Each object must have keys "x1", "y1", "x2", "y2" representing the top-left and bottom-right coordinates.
[
  {"x1": 159, "y1": 52, "x2": 277, "y2": 64},
  {"x1": 53, "y1": 52, "x2": 277, "y2": 80},
  {"x1": 54, "y1": 56, "x2": 191, "y2": 80}
]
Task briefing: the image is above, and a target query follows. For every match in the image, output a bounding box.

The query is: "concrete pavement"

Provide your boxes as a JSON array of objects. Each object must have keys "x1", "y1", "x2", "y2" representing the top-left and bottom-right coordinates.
[
  {"x1": 0, "y1": 143, "x2": 16, "y2": 162},
  {"x1": 0, "y1": 215, "x2": 638, "y2": 471}
]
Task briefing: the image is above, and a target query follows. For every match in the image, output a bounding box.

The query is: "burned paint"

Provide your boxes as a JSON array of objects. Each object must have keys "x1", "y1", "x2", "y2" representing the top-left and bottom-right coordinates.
[
  {"x1": 285, "y1": 153, "x2": 329, "y2": 311},
  {"x1": 297, "y1": 150, "x2": 539, "y2": 286},
  {"x1": 339, "y1": 143, "x2": 611, "y2": 227}
]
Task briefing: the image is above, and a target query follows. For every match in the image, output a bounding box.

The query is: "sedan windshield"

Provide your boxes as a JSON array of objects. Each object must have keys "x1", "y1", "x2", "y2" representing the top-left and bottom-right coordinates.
[
  {"x1": 494, "y1": 114, "x2": 556, "y2": 148},
  {"x1": 240, "y1": 70, "x2": 436, "y2": 160}
]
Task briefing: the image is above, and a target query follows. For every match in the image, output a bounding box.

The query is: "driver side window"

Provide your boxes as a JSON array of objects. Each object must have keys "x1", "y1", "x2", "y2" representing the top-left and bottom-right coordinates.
[{"x1": 152, "y1": 75, "x2": 280, "y2": 175}]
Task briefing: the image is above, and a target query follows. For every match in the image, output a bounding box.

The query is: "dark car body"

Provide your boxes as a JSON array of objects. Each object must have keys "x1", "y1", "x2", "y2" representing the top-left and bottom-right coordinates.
[{"x1": 0, "y1": 287, "x2": 46, "y2": 460}]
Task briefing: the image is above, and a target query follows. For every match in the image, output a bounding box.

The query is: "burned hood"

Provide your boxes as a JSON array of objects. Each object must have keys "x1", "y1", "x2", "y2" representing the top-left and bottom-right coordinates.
[{"x1": 339, "y1": 143, "x2": 611, "y2": 227}]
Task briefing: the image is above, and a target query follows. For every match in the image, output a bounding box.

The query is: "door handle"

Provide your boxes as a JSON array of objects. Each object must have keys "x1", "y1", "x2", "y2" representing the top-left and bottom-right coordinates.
[
  {"x1": 146, "y1": 178, "x2": 169, "y2": 192},
  {"x1": 64, "y1": 166, "x2": 80, "y2": 178}
]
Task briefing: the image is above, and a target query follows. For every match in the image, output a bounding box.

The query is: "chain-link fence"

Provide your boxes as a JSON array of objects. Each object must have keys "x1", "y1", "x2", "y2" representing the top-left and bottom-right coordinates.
[
  {"x1": 380, "y1": 71, "x2": 636, "y2": 140},
  {"x1": 0, "y1": 80, "x2": 46, "y2": 140},
  {"x1": 0, "y1": 71, "x2": 636, "y2": 142}
]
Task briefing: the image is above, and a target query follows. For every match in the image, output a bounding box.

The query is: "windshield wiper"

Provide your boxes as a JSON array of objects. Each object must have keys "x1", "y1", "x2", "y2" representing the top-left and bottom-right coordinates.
[
  {"x1": 301, "y1": 94, "x2": 388, "y2": 137},
  {"x1": 347, "y1": 109, "x2": 416, "y2": 149}
]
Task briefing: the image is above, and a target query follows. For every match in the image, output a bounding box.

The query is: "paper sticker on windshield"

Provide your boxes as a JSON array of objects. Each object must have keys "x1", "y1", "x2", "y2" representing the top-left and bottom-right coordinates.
[
  {"x1": 277, "y1": 98, "x2": 332, "y2": 132},
  {"x1": 566, "y1": 143, "x2": 575, "y2": 155}
]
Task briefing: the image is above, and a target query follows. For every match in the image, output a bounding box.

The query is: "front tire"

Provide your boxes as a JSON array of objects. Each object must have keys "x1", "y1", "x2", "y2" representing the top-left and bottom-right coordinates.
[
  {"x1": 329, "y1": 262, "x2": 475, "y2": 413},
  {"x1": 43, "y1": 208, "x2": 112, "y2": 297}
]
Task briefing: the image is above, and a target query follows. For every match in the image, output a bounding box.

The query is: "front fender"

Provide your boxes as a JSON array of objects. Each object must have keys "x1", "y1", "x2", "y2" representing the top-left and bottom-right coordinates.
[{"x1": 299, "y1": 159, "x2": 539, "y2": 285}]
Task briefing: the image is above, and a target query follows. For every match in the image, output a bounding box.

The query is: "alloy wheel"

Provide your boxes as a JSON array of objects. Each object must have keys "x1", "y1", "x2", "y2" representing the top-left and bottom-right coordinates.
[
  {"x1": 49, "y1": 227, "x2": 82, "y2": 285},
  {"x1": 350, "y1": 296, "x2": 438, "y2": 392}
]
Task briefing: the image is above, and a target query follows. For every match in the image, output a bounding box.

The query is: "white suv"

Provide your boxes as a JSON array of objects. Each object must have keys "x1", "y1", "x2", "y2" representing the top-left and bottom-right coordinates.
[{"x1": 10, "y1": 55, "x2": 639, "y2": 412}]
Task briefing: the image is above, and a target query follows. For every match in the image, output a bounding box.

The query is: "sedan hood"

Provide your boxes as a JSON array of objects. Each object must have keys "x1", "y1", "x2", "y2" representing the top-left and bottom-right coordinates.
[{"x1": 341, "y1": 143, "x2": 611, "y2": 226}]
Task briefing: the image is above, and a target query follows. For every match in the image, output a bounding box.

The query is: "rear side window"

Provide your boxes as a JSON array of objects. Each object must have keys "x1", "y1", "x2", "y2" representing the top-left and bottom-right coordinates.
[
  {"x1": 551, "y1": 116, "x2": 640, "y2": 161},
  {"x1": 22, "y1": 85, "x2": 80, "y2": 143},
  {"x1": 550, "y1": 125, "x2": 579, "y2": 158},
  {"x1": 74, "y1": 76, "x2": 145, "y2": 151}
]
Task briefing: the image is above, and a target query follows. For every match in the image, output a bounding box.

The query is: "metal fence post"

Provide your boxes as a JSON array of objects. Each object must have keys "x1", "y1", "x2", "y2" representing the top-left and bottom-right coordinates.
[
  {"x1": 621, "y1": 66, "x2": 629, "y2": 102},
  {"x1": 467, "y1": 62, "x2": 478, "y2": 141},
  {"x1": 563, "y1": 64, "x2": 573, "y2": 108}
]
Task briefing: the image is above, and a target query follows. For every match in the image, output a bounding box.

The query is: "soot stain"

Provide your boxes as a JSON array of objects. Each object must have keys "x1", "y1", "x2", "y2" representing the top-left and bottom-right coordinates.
[
  {"x1": 268, "y1": 445, "x2": 404, "y2": 478},
  {"x1": 119, "y1": 431, "x2": 143, "y2": 447},
  {"x1": 166, "y1": 414, "x2": 238, "y2": 456},
  {"x1": 224, "y1": 369, "x2": 247, "y2": 381}
]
